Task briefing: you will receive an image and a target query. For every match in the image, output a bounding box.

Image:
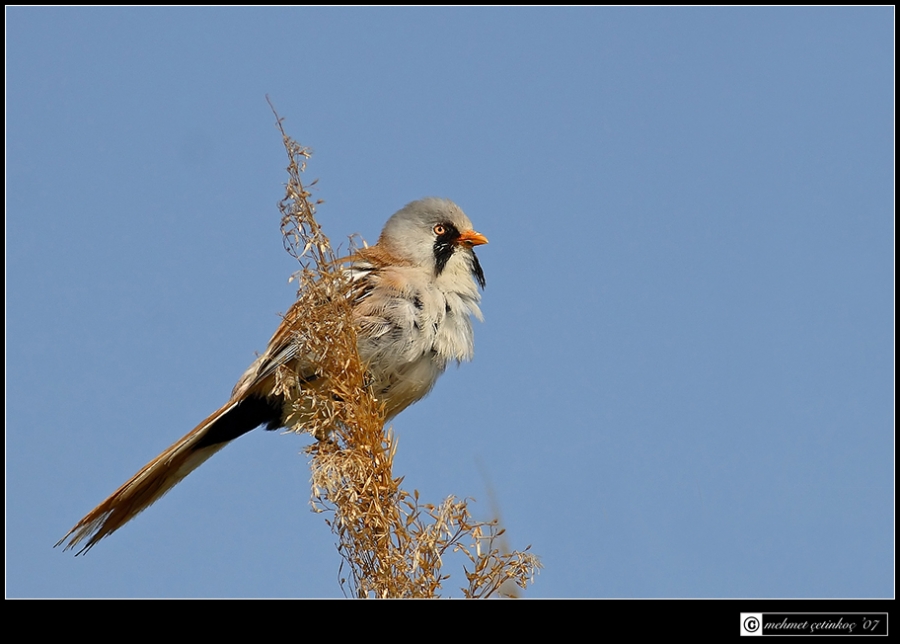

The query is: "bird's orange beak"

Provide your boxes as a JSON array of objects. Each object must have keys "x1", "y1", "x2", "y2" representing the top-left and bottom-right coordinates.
[{"x1": 456, "y1": 230, "x2": 489, "y2": 247}]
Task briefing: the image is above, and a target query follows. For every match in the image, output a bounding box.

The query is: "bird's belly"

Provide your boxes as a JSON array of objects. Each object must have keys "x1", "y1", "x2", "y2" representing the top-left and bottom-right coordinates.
[{"x1": 369, "y1": 351, "x2": 446, "y2": 420}]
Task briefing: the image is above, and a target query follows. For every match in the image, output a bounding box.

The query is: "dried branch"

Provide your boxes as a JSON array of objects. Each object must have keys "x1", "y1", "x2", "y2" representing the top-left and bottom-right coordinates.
[{"x1": 268, "y1": 101, "x2": 541, "y2": 597}]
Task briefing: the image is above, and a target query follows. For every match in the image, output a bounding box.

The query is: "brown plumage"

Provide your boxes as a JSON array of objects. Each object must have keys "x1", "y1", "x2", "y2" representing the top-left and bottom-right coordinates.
[{"x1": 57, "y1": 198, "x2": 487, "y2": 553}]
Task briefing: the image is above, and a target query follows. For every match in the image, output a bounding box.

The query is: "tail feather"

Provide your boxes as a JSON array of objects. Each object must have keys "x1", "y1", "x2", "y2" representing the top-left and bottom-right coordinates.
[{"x1": 57, "y1": 395, "x2": 284, "y2": 554}]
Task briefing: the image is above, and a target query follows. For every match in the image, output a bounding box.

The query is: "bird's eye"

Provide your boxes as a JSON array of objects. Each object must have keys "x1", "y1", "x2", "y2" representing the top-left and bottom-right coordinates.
[{"x1": 433, "y1": 224, "x2": 446, "y2": 236}]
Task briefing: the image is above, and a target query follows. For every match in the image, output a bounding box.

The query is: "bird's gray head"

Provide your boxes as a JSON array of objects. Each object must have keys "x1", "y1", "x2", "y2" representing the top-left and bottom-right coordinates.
[{"x1": 379, "y1": 198, "x2": 487, "y2": 288}]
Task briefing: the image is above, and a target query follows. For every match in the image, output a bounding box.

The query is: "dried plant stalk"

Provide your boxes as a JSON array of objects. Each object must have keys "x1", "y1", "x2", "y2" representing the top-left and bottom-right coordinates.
[{"x1": 269, "y1": 103, "x2": 541, "y2": 597}]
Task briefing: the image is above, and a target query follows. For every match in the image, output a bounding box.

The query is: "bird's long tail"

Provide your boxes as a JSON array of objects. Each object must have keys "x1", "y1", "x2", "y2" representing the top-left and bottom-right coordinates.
[{"x1": 56, "y1": 394, "x2": 283, "y2": 554}]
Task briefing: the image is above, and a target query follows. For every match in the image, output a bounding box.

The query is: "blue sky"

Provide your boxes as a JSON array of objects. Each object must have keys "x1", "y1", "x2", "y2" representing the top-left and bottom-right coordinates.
[{"x1": 7, "y1": 7, "x2": 893, "y2": 598}]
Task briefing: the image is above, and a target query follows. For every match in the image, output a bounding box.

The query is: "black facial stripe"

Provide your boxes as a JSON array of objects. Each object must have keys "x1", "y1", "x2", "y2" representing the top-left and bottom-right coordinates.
[
  {"x1": 432, "y1": 222, "x2": 461, "y2": 276},
  {"x1": 472, "y1": 252, "x2": 486, "y2": 289},
  {"x1": 432, "y1": 222, "x2": 487, "y2": 288}
]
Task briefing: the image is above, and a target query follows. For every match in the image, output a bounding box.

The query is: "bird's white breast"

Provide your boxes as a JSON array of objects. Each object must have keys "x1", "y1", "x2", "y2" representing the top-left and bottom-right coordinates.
[{"x1": 353, "y1": 259, "x2": 481, "y2": 419}]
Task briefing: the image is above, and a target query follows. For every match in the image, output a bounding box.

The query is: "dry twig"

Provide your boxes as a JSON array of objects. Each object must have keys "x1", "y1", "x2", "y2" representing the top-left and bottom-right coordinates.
[{"x1": 268, "y1": 102, "x2": 541, "y2": 597}]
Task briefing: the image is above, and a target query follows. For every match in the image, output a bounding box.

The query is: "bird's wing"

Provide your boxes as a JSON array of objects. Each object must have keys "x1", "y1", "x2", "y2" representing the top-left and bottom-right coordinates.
[{"x1": 229, "y1": 249, "x2": 402, "y2": 399}]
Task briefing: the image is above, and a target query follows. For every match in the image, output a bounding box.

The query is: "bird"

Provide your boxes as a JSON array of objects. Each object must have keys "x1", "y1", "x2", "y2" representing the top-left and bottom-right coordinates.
[{"x1": 56, "y1": 197, "x2": 488, "y2": 554}]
